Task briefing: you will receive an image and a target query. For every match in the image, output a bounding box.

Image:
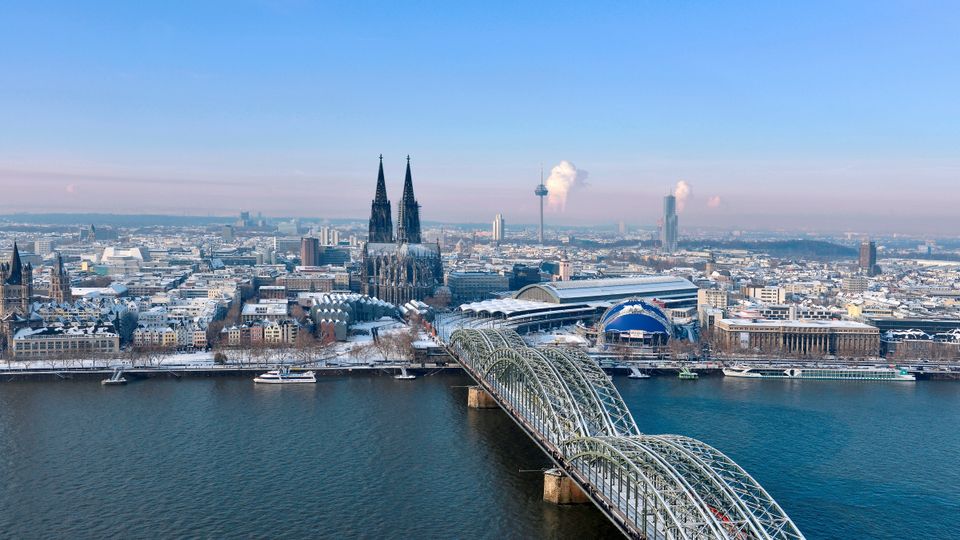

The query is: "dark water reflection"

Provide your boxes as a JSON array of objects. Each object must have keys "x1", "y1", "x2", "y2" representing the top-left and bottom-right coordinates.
[{"x1": 1, "y1": 374, "x2": 957, "y2": 539}]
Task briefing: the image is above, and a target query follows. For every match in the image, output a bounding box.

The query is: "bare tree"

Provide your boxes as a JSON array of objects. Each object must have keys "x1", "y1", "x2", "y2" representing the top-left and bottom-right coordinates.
[
  {"x1": 669, "y1": 338, "x2": 698, "y2": 362},
  {"x1": 390, "y1": 331, "x2": 416, "y2": 363},
  {"x1": 232, "y1": 345, "x2": 253, "y2": 366},
  {"x1": 290, "y1": 303, "x2": 308, "y2": 322},
  {"x1": 407, "y1": 313, "x2": 423, "y2": 337},
  {"x1": 116, "y1": 312, "x2": 139, "y2": 345},
  {"x1": 249, "y1": 342, "x2": 271, "y2": 366},
  {"x1": 348, "y1": 342, "x2": 374, "y2": 364},
  {"x1": 317, "y1": 323, "x2": 337, "y2": 346},
  {"x1": 371, "y1": 333, "x2": 393, "y2": 363},
  {"x1": 223, "y1": 301, "x2": 242, "y2": 326},
  {"x1": 206, "y1": 320, "x2": 226, "y2": 348},
  {"x1": 133, "y1": 345, "x2": 170, "y2": 367},
  {"x1": 292, "y1": 332, "x2": 318, "y2": 364}
]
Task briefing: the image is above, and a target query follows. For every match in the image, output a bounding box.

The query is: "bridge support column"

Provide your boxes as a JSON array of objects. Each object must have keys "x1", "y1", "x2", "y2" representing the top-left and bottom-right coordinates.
[
  {"x1": 542, "y1": 468, "x2": 589, "y2": 504},
  {"x1": 467, "y1": 386, "x2": 499, "y2": 409}
]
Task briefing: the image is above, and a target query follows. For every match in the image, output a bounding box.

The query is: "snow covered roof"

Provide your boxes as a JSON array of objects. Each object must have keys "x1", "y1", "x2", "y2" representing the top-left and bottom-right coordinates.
[
  {"x1": 241, "y1": 303, "x2": 287, "y2": 316},
  {"x1": 515, "y1": 276, "x2": 697, "y2": 304},
  {"x1": 14, "y1": 324, "x2": 118, "y2": 339},
  {"x1": 460, "y1": 298, "x2": 568, "y2": 316},
  {"x1": 719, "y1": 318, "x2": 877, "y2": 330}
]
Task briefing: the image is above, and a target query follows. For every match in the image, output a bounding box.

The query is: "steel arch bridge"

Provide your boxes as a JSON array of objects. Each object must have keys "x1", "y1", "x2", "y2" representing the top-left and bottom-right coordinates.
[{"x1": 448, "y1": 328, "x2": 803, "y2": 540}]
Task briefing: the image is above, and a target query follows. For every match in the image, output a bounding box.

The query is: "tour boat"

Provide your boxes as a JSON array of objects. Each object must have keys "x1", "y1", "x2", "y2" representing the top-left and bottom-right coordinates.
[
  {"x1": 254, "y1": 367, "x2": 316, "y2": 384},
  {"x1": 723, "y1": 365, "x2": 915, "y2": 381},
  {"x1": 678, "y1": 367, "x2": 699, "y2": 380}
]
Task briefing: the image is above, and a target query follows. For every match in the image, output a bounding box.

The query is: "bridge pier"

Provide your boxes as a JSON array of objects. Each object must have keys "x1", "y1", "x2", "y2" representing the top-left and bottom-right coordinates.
[
  {"x1": 542, "y1": 468, "x2": 589, "y2": 504},
  {"x1": 467, "y1": 386, "x2": 499, "y2": 409}
]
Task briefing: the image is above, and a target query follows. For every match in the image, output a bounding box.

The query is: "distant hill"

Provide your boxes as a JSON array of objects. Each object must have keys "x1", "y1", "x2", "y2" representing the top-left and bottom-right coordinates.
[
  {"x1": 680, "y1": 239, "x2": 857, "y2": 260},
  {"x1": 0, "y1": 213, "x2": 235, "y2": 227}
]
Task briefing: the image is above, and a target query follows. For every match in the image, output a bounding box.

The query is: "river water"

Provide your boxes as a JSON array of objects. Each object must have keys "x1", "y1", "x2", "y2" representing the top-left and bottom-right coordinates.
[{"x1": 0, "y1": 373, "x2": 957, "y2": 539}]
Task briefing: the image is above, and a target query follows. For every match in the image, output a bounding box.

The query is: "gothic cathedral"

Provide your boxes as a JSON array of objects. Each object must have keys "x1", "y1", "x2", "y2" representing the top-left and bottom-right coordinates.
[{"x1": 361, "y1": 156, "x2": 442, "y2": 305}]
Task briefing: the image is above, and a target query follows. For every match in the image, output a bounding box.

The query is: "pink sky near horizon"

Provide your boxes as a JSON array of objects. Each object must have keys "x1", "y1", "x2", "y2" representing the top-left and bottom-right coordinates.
[
  {"x1": 1, "y1": 156, "x2": 959, "y2": 235},
  {"x1": 3, "y1": 1, "x2": 960, "y2": 236}
]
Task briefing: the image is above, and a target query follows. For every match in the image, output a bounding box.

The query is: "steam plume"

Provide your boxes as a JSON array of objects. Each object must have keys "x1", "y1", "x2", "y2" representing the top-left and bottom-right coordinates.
[
  {"x1": 673, "y1": 180, "x2": 692, "y2": 212},
  {"x1": 707, "y1": 195, "x2": 721, "y2": 208},
  {"x1": 546, "y1": 160, "x2": 588, "y2": 211}
]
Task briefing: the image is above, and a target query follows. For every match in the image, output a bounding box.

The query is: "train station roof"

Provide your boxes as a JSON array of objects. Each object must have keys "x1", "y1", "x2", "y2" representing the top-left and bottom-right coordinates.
[{"x1": 514, "y1": 276, "x2": 697, "y2": 304}]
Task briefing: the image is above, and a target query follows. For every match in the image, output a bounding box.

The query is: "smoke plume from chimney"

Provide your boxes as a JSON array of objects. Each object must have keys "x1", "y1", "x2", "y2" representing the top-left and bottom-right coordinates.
[
  {"x1": 546, "y1": 160, "x2": 588, "y2": 211},
  {"x1": 673, "y1": 180, "x2": 692, "y2": 212}
]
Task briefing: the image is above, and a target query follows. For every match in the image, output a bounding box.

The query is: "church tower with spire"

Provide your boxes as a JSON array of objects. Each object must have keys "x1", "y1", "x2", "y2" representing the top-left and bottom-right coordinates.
[
  {"x1": 49, "y1": 253, "x2": 72, "y2": 304},
  {"x1": 396, "y1": 155, "x2": 422, "y2": 244},
  {"x1": 368, "y1": 155, "x2": 394, "y2": 243},
  {"x1": 1, "y1": 243, "x2": 33, "y2": 317}
]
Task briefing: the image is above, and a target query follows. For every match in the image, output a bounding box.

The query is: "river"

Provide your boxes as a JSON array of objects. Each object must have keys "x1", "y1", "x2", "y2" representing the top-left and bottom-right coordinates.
[{"x1": 0, "y1": 373, "x2": 956, "y2": 539}]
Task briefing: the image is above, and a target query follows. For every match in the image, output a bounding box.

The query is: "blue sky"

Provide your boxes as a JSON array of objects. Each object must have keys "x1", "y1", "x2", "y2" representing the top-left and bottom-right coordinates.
[{"x1": 1, "y1": 1, "x2": 958, "y2": 233}]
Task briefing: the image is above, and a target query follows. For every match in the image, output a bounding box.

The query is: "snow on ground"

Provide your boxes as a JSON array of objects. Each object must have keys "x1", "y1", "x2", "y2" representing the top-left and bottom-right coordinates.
[
  {"x1": 349, "y1": 318, "x2": 406, "y2": 334},
  {"x1": 0, "y1": 350, "x2": 219, "y2": 370},
  {"x1": 0, "y1": 320, "x2": 443, "y2": 371}
]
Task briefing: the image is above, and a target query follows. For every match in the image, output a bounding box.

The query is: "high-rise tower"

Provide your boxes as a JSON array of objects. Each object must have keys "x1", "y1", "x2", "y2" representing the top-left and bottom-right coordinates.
[
  {"x1": 535, "y1": 166, "x2": 548, "y2": 244},
  {"x1": 661, "y1": 194, "x2": 678, "y2": 253},
  {"x1": 368, "y1": 155, "x2": 394, "y2": 243},
  {"x1": 396, "y1": 155, "x2": 422, "y2": 244},
  {"x1": 300, "y1": 237, "x2": 320, "y2": 267},
  {"x1": 492, "y1": 213, "x2": 505, "y2": 244},
  {"x1": 859, "y1": 239, "x2": 878, "y2": 276}
]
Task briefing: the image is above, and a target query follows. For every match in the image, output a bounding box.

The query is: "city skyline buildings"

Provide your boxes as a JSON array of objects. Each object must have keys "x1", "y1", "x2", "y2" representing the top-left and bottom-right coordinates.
[
  {"x1": 492, "y1": 213, "x2": 504, "y2": 244},
  {"x1": 661, "y1": 194, "x2": 678, "y2": 254},
  {"x1": 860, "y1": 239, "x2": 879, "y2": 276},
  {"x1": 3, "y1": 2, "x2": 960, "y2": 234}
]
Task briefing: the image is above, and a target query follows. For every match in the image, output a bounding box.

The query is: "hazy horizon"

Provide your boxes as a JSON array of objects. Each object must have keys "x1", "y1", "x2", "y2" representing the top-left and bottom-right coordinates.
[{"x1": 3, "y1": 1, "x2": 959, "y2": 235}]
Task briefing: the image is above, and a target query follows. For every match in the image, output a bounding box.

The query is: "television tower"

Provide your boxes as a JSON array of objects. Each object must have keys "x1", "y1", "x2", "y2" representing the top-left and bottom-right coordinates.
[{"x1": 535, "y1": 165, "x2": 548, "y2": 244}]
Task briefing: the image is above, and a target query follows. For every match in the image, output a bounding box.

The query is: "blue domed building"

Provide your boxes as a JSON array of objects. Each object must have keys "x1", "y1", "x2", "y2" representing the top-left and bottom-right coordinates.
[{"x1": 596, "y1": 298, "x2": 672, "y2": 347}]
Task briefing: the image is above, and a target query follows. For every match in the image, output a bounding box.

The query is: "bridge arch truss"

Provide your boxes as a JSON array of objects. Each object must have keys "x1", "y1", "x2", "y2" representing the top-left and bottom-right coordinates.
[{"x1": 448, "y1": 328, "x2": 803, "y2": 540}]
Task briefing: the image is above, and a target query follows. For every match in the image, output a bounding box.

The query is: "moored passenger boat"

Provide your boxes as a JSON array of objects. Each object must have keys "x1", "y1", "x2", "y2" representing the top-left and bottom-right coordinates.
[
  {"x1": 723, "y1": 365, "x2": 915, "y2": 381},
  {"x1": 254, "y1": 366, "x2": 316, "y2": 384}
]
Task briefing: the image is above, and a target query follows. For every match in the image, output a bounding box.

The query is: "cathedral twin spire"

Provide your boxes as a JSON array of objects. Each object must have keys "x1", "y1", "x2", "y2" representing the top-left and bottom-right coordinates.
[
  {"x1": 368, "y1": 155, "x2": 422, "y2": 244},
  {"x1": 397, "y1": 156, "x2": 422, "y2": 244},
  {"x1": 368, "y1": 155, "x2": 394, "y2": 243}
]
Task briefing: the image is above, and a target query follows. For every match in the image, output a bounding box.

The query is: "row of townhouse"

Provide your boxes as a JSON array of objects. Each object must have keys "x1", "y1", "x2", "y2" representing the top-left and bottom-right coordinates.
[
  {"x1": 132, "y1": 323, "x2": 208, "y2": 349},
  {"x1": 220, "y1": 319, "x2": 300, "y2": 347}
]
